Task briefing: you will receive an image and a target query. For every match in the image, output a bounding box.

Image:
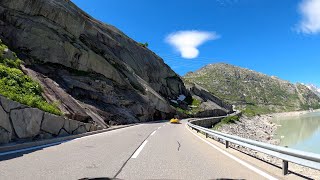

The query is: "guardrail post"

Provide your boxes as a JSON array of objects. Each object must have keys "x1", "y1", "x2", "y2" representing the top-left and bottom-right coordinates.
[
  {"x1": 205, "y1": 133, "x2": 208, "y2": 138},
  {"x1": 282, "y1": 160, "x2": 288, "y2": 175},
  {"x1": 226, "y1": 141, "x2": 229, "y2": 148}
]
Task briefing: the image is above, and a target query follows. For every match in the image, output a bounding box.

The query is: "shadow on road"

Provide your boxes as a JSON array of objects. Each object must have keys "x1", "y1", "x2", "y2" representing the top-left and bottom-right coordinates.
[{"x1": 0, "y1": 141, "x2": 67, "y2": 162}]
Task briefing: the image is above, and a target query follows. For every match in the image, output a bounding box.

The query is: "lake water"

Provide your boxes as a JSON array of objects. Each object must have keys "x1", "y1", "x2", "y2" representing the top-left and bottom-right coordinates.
[{"x1": 273, "y1": 112, "x2": 320, "y2": 154}]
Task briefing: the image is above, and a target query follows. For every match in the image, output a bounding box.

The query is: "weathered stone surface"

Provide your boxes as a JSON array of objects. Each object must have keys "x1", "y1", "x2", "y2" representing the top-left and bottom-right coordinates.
[
  {"x1": 10, "y1": 108, "x2": 43, "y2": 138},
  {"x1": 0, "y1": 106, "x2": 12, "y2": 144},
  {"x1": 0, "y1": 127, "x2": 11, "y2": 144},
  {"x1": 38, "y1": 131, "x2": 53, "y2": 140},
  {"x1": 64, "y1": 119, "x2": 82, "y2": 134},
  {"x1": 73, "y1": 125, "x2": 87, "y2": 135},
  {"x1": 58, "y1": 129, "x2": 69, "y2": 137},
  {"x1": 0, "y1": 95, "x2": 26, "y2": 112},
  {"x1": 41, "y1": 113, "x2": 65, "y2": 135},
  {"x1": 85, "y1": 123, "x2": 91, "y2": 132},
  {"x1": 0, "y1": 95, "x2": 98, "y2": 144},
  {"x1": 0, "y1": 0, "x2": 191, "y2": 124}
]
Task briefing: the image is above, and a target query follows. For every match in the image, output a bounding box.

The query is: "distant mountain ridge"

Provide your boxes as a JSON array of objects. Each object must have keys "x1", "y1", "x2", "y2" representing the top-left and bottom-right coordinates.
[
  {"x1": 306, "y1": 84, "x2": 320, "y2": 98},
  {"x1": 184, "y1": 63, "x2": 320, "y2": 115}
]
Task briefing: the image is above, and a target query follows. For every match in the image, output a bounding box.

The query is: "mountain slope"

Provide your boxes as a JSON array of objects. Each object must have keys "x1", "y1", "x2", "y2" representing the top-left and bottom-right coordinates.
[
  {"x1": 306, "y1": 84, "x2": 320, "y2": 98},
  {"x1": 184, "y1": 63, "x2": 320, "y2": 115},
  {"x1": 0, "y1": 0, "x2": 231, "y2": 125}
]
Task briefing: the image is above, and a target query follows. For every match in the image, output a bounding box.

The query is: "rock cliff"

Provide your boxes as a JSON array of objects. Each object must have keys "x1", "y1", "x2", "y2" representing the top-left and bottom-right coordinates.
[
  {"x1": 0, "y1": 0, "x2": 230, "y2": 124},
  {"x1": 184, "y1": 63, "x2": 320, "y2": 115},
  {"x1": 0, "y1": 0, "x2": 191, "y2": 124}
]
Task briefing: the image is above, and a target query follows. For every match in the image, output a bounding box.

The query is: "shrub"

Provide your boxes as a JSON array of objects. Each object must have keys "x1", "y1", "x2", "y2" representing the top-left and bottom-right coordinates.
[
  {"x1": 213, "y1": 115, "x2": 240, "y2": 130},
  {"x1": 0, "y1": 41, "x2": 62, "y2": 115}
]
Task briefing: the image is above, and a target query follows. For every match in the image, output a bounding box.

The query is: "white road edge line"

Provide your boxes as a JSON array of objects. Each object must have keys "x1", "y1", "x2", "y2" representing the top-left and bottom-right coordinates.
[
  {"x1": 185, "y1": 124, "x2": 278, "y2": 180},
  {"x1": 0, "y1": 141, "x2": 69, "y2": 156},
  {"x1": 131, "y1": 140, "x2": 148, "y2": 159},
  {"x1": 158, "y1": 127, "x2": 161, "y2": 130},
  {"x1": 150, "y1": 130, "x2": 157, "y2": 136}
]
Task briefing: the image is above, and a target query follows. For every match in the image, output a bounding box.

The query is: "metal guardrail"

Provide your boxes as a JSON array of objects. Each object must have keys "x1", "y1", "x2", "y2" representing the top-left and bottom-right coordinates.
[{"x1": 187, "y1": 118, "x2": 320, "y2": 175}]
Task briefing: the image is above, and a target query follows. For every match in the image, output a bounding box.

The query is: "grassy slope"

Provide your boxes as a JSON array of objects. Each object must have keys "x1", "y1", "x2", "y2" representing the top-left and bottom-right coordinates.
[
  {"x1": 184, "y1": 63, "x2": 320, "y2": 116},
  {"x1": 0, "y1": 40, "x2": 61, "y2": 115}
]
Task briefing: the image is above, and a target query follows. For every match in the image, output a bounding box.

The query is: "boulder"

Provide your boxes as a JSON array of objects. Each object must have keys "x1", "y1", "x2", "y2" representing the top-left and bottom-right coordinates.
[
  {"x1": 10, "y1": 108, "x2": 43, "y2": 139},
  {"x1": 41, "y1": 113, "x2": 65, "y2": 135}
]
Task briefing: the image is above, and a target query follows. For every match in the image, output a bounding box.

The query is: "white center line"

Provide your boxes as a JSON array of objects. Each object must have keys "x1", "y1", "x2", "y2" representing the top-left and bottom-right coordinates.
[
  {"x1": 150, "y1": 130, "x2": 157, "y2": 136},
  {"x1": 131, "y1": 140, "x2": 148, "y2": 159}
]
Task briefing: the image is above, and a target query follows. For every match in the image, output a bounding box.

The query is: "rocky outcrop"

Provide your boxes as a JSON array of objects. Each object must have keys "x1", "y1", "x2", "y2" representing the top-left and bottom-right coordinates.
[
  {"x1": 183, "y1": 81, "x2": 233, "y2": 117},
  {"x1": 306, "y1": 84, "x2": 320, "y2": 98},
  {"x1": 185, "y1": 82, "x2": 232, "y2": 112},
  {"x1": 0, "y1": 95, "x2": 98, "y2": 144},
  {"x1": 0, "y1": 0, "x2": 193, "y2": 124},
  {"x1": 184, "y1": 63, "x2": 320, "y2": 113}
]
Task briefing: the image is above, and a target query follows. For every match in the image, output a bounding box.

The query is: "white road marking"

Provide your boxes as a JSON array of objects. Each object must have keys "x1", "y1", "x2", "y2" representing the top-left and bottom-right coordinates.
[
  {"x1": 186, "y1": 124, "x2": 278, "y2": 180},
  {"x1": 150, "y1": 130, "x2": 157, "y2": 136},
  {"x1": 0, "y1": 141, "x2": 68, "y2": 156},
  {"x1": 158, "y1": 127, "x2": 161, "y2": 130},
  {"x1": 131, "y1": 140, "x2": 148, "y2": 159}
]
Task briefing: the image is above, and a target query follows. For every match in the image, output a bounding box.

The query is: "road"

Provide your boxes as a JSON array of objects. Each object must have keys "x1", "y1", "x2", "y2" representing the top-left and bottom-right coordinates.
[{"x1": 0, "y1": 120, "x2": 276, "y2": 179}]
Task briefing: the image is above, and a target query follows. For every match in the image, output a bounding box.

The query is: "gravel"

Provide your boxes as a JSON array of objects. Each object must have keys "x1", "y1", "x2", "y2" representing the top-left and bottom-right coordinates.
[{"x1": 217, "y1": 115, "x2": 320, "y2": 179}]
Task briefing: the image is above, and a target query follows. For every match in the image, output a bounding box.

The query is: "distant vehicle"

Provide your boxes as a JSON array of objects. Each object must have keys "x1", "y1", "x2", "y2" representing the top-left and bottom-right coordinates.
[{"x1": 170, "y1": 118, "x2": 180, "y2": 124}]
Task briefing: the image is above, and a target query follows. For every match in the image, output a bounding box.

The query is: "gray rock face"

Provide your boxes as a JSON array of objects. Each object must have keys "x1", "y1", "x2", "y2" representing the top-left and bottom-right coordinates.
[
  {"x1": 10, "y1": 108, "x2": 43, "y2": 139},
  {"x1": 0, "y1": 0, "x2": 190, "y2": 124},
  {"x1": 0, "y1": 96, "x2": 26, "y2": 113},
  {"x1": 41, "y1": 113, "x2": 65, "y2": 135},
  {"x1": 0, "y1": 106, "x2": 12, "y2": 144},
  {"x1": 0, "y1": 95, "x2": 99, "y2": 144}
]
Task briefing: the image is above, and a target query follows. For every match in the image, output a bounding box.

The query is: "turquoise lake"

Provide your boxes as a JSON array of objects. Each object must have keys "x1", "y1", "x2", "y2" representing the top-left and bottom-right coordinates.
[{"x1": 273, "y1": 112, "x2": 320, "y2": 154}]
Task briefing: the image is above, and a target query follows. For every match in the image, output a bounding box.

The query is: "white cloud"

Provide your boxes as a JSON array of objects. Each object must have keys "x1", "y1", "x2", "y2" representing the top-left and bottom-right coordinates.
[
  {"x1": 298, "y1": 0, "x2": 320, "y2": 34},
  {"x1": 165, "y1": 30, "x2": 220, "y2": 59}
]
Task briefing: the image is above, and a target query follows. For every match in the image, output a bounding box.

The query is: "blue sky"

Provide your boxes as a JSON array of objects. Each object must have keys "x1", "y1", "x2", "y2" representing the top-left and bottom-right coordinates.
[{"x1": 72, "y1": 0, "x2": 320, "y2": 86}]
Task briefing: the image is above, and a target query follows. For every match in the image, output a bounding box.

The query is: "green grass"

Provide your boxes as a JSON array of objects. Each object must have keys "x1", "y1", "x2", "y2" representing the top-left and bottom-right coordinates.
[
  {"x1": 0, "y1": 40, "x2": 62, "y2": 115},
  {"x1": 174, "y1": 98, "x2": 203, "y2": 116},
  {"x1": 213, "y1": 115, "x2": 240, "y2": 130},
  {"x1": 138, "y1": 42, "x2": 149, "y2": 48}
]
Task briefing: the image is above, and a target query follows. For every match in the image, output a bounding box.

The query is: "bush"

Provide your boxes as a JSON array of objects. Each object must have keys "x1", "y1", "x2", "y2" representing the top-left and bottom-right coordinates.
[
  {"x1": 213, "y1": 115, "x2": 240, "y2": 130},
  {"x1": 0, "y1": 41, "x2": 62, "y2": 115}
]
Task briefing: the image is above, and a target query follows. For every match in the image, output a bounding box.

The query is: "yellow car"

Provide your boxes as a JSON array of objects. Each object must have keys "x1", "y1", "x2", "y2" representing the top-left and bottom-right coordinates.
[{"x1": 170, "y1": 118, "x2": 180, "y2": 124}]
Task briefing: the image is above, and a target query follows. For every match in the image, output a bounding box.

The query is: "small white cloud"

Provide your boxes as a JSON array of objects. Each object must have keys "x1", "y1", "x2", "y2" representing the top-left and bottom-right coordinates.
[
  {"x1": 165, "y1": 30, "x2": 220, "y2": 59},
  {"x1": 297, "y1": 0, "x2": 320, "y2": 34}
]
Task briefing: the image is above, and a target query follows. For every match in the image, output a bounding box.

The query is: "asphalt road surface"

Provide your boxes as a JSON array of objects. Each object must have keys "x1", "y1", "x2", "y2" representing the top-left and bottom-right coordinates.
[{"x1": 0, "y1": 120, "x2": 276, "y2": 179}]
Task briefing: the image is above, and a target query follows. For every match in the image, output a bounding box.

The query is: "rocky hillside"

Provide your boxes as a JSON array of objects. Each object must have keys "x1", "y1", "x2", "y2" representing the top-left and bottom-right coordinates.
[
  {"x1": 306, "y1": 84, "x2": 320, "y2": 98},
  {"x1": 184, "y1": 63, "x2": 320, "y2": 115},
  {"x1": 0, "y1": 0, "x2": 231, "y2": 125}
]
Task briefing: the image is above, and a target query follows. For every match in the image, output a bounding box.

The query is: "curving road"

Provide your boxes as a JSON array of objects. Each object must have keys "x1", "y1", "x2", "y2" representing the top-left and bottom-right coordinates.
[{"x1": 0, "y1": 120, "x2": 279, "y2": 179}]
